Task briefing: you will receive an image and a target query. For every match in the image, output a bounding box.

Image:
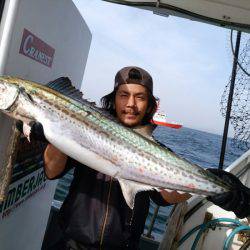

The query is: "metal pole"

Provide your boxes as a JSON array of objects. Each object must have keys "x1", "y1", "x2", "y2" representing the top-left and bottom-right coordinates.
[
  {"x1": 219, "y1": 31, "x2": 241, "y2": 169},
  {"x1": 146, "y1": 205, "x2": 160, "y2": 238}
]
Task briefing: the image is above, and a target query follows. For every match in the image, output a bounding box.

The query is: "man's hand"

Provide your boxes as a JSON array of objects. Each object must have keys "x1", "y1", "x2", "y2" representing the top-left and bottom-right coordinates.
[
  {"x1": 16, "y1": 120, "x2": 47, "y2": 142},
  {"x1": 16, "y1": 120, "x2": 68, "y2": 179},
  {"x1": 44, "y1": 144, "x2": 68, "y2": 179},
  {"x1": 160, "y1": 190, "x2": 191, "y2": 204},
  {"x1": 207, "y1": 168, "x2": 250, "y2": 219}
]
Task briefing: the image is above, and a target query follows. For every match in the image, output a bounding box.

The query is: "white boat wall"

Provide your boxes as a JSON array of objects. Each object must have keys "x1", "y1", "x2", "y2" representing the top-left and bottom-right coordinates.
[{"x1": 0, "y1": 1, "x2": 91, "y2": 250}]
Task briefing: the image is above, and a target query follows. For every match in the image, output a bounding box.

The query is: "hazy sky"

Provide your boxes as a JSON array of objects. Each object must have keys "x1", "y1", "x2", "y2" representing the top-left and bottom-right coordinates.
[{"x1": 73, "y1": 0, "x2": 235, "y2": 135}]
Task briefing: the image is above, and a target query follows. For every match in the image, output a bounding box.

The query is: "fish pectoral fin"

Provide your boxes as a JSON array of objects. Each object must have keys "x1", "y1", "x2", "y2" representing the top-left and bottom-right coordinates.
[{"x1": 118, "y1": 179, "x2": 155, "y2": 209}]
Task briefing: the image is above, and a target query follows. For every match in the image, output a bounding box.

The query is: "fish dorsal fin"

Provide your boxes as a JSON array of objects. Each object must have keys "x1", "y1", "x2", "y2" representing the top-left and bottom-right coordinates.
[
  {"x1": 46, "y1": 77, "x2": 83, "y2": 101},
  {"x1": 118, "y1": 178, "x2": 155, "y2": 209}
]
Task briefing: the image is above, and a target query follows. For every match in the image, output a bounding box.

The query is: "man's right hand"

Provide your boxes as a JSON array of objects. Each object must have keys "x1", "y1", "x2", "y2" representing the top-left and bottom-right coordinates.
[{"x1": 16, "y1": 120, "x2": 47, "y2": 142}]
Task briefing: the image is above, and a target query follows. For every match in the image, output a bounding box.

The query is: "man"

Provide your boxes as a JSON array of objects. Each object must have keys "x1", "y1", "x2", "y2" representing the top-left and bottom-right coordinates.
[
  {"x1": 42, "y1": 66, "x2": 190, "y2": 250},
  {"x1": 18, "y1": 66, "x2": 250, "y2": 249}
]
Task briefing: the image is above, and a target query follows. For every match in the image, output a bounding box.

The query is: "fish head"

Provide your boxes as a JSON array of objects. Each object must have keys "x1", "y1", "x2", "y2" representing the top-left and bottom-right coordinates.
[{"x1": 0, "y1": 80, "x2": 19, "y2": 110}]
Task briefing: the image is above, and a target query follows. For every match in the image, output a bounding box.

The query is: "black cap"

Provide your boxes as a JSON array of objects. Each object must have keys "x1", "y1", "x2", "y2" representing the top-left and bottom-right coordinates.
[{"x1": 114, "y1": 66, "x2": 153, "y2": 93}]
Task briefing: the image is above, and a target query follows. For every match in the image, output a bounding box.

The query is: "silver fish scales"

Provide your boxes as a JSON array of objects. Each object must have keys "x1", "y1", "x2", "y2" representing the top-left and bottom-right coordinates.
[{"x1": 0, "y1": 76, "x2": 230, "y2": 208}]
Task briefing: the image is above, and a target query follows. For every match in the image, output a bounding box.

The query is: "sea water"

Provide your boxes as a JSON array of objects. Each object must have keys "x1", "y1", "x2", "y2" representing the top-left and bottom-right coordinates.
[{"x1": 53, "y1": 126, "x2": 246, "y2": 241}]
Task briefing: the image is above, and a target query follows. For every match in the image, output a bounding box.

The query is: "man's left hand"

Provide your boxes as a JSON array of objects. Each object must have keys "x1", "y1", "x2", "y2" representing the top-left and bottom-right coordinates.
[{"x1": 207, "y1": 168, "x2": 250, "y2": 219}]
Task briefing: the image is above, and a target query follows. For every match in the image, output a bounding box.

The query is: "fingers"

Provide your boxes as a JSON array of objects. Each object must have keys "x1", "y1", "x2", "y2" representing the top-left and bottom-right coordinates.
[
  {"x1": 22, "y1": 123, "x2": 32, "y2": 142},
  {"x1": 15, "y1": 120, "x2": 46, "y2": 143},
  {"x1": 29, "y1": 122, "x2": 47, "y2": 142},
  {"x1": 15, "y1": 120, "x2": 24, "y2": 133},
  {"x1": 160, "y1": 189, "x2": 191, "y2": 203},
  {"x1": 16, "y1": 120, "x2": 32, "y2": 142}
]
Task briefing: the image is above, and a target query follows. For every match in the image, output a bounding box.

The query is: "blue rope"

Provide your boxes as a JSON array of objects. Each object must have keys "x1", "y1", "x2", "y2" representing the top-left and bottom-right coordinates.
[
  {"x1": 223, "y1": 225, "x2": 250, "y2": 250},
  {"x1": 178, "y1": 218, "x2": 244, "y2": 249},
  {"x1": 192, "y1": 218, "x2": 242, "y2": 250},
  {"x1": 178, "y1": 225, "x2": 202, "y2": 246}
]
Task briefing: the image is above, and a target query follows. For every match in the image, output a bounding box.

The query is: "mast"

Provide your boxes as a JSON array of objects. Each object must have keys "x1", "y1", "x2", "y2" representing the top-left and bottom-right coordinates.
[{"x1": 219, "y1": 31, "x2": 242, "y2": 169}]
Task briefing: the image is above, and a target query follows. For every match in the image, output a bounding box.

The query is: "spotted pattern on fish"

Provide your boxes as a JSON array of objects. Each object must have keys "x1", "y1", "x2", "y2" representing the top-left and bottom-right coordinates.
[{"x1": 0, "y1": 76, "x2": 231, "y2": 202}]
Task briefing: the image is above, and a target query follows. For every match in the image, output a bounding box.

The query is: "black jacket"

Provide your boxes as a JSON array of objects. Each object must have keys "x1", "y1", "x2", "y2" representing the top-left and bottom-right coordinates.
[{"x1": 57, "y1": 158, "x2": 169, "y2": 250}]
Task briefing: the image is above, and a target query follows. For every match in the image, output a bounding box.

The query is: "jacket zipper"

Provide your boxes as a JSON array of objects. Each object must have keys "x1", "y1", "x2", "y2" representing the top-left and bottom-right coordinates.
[
  {"x1": 99, "y1": 177, "x2": 113, "y2": 249},
  {"x1": 129, "y1": 208, "x2": 134, "y2": 226}
]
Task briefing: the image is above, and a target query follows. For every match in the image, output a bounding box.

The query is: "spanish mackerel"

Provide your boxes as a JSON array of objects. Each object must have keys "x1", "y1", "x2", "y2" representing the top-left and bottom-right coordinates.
[{"x1": 0, "y1": 76, "x2": 230, "y2": 208}]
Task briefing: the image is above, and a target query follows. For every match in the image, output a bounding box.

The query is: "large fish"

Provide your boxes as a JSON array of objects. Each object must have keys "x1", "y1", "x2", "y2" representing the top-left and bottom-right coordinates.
[{"x1": 0, "y1": 76, "x2": 230, "y2": 208}]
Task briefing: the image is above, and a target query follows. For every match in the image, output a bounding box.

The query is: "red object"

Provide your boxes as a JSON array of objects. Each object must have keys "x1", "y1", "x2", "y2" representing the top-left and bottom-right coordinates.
[
  {"x1": 19, "y1": 29, "x2": 55, "y2": 68},
  {"x1": 152, "y1": 100, "x2": 182, "y2": 129},
  {"x1": 151, "y1": 119, "x2": 182, "y2": 129}
]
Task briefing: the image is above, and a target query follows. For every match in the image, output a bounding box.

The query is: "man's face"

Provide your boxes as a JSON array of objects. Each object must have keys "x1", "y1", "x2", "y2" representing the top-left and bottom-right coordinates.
[{"x1": 115, "y1": 84, "x2": 149, "y2": 127}]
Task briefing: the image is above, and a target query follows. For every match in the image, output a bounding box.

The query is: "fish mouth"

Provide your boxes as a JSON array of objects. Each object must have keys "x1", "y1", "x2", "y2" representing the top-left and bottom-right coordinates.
[{"x1": 0, "y1": 83, "x2": 19, "y2": 111}]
